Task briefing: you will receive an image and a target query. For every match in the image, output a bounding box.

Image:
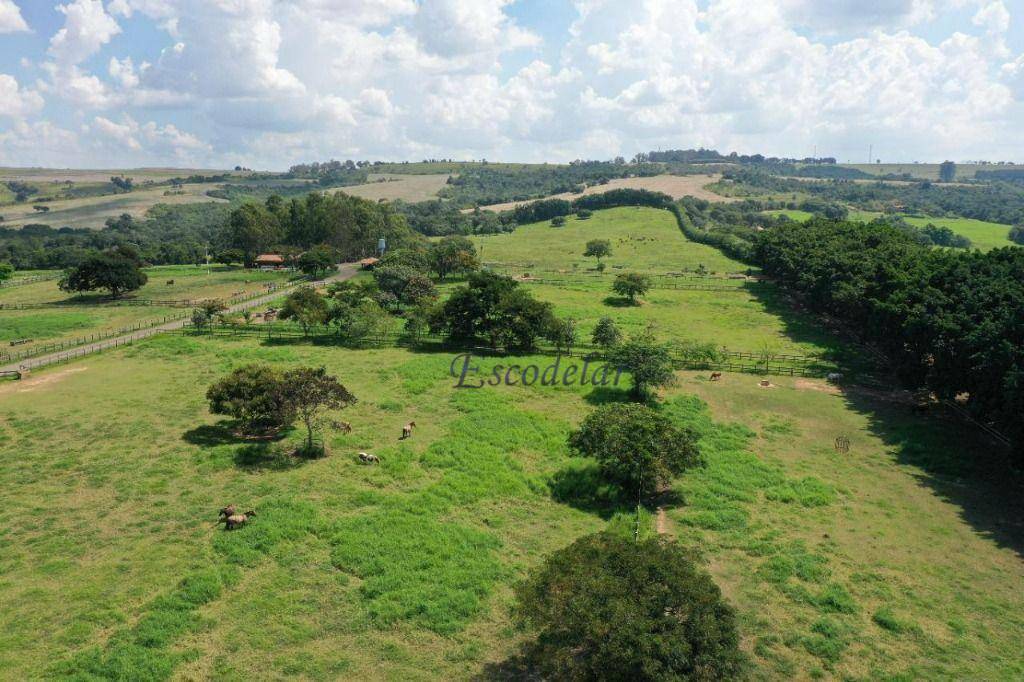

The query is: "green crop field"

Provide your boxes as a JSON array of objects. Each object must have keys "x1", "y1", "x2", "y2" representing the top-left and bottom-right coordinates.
[
  {"x1": 1, "y1": 207, "x2": 1022, "y2": 680},
  {"x1": 0, "y1": 265, "x2": 293, "y2": 356}
]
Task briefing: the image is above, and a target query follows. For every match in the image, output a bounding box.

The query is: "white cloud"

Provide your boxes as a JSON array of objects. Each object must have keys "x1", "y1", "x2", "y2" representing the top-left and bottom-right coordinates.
[
  {"x1": 2, "y1": 0, "x2": 1023, "y2": 167},
  {"x1": 0, "y1": 74, "x2": 44, "y2": 119},
  {"x1": 49, "y1": 0, "x2": 121, "y2": 65},
  {"x1": 0, "y1": 0, "x2": 28, "y2": 33}
]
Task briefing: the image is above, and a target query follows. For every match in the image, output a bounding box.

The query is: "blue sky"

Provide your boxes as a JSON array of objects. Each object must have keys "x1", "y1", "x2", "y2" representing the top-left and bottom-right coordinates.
[{"x1": 1, "y1": 0, "x2": 1022, "y2": 170}]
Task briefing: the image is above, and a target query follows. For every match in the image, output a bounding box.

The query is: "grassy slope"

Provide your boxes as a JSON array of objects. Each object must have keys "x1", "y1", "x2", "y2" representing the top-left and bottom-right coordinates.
[
  {"x1": 0, "y1": 266, "x2": 292, "y2": 353},
  {"x1": 472, "y1": 206, "x2": 745, "y2": 273},
  {"x1": 1, "y1": 208, "x2": 1022, "y2": 679}
]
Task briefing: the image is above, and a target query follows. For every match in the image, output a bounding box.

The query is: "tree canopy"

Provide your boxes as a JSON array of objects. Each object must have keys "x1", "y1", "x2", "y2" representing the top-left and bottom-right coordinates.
[
  {"x1": 568, "y1": 403, "x2": 701, "y2": 497},
  {"x1": 59, "y1": 250, "x2": 147, "y2": 299},
  {"x1": 515, "y1": 532, "x2": 742, "y2": 681}
]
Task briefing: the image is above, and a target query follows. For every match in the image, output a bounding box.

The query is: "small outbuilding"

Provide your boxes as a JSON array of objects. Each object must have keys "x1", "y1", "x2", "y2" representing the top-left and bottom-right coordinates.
[
  {"x1": 255, "y1": 254, "x2": 285, "y2": 270},
  {"x1": 359, "y1": 257, "x2": 380, "y2": 270}
]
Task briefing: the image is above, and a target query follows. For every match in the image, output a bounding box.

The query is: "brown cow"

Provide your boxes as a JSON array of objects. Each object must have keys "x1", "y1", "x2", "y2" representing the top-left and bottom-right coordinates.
[{"x1": 709, "y1": 372, "x2": 723, "y2": 382}]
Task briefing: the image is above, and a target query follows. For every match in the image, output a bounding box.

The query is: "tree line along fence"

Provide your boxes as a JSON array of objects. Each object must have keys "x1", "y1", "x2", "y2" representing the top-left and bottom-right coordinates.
[{"x1": 175, "y1": 322, "x2": 839, "y2": 378}]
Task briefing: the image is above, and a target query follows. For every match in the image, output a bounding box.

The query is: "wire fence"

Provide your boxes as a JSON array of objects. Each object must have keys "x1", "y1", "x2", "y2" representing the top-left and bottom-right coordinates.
[
  {"x1": 0, "y1": 282, "x2": 290, "y2": 311},
  {"x1": 0, "y1": 273, "x2": 61, "y2": 289}
]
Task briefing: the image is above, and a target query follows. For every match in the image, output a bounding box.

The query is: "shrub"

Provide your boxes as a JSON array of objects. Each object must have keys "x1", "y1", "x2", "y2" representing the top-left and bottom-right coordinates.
[
  {"x1": 515, "y1": 533, "x2": 743, "y2": 681},
  {"x1": 568, "y1": 403, "x2": 702, "y2": 498},
  {"x1": 591, "y1": 316, "x2": 622, "y2": 348}
]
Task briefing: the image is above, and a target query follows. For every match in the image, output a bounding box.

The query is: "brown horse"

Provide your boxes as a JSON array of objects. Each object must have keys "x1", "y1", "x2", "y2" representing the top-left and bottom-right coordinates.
[
  {"x1": 401, "y1": 421, "x2": 417, "y2": 440},
  {"x1": 709, "y1": 372, "x2": 723, "y2": 381}
]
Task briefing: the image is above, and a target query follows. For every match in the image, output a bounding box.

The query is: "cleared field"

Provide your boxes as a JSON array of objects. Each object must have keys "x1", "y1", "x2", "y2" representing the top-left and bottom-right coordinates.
[
  {"x1": 0, "y1": 265, "x2": 293, "y2": 356},
  {"x1": 838, "y1": 163, "x2": 1020, "y2": 181},
  {"x1": 475, "y1": 174, "x2": 730, "y2": 212},
  {"x1": 0, "y1": 183, "x2": 226, "y2": 230},
  {"x1": 330, "y1": 173, "x2": 451, "y2": 203},
  {"x1": 472, "y1": 206, "x2": 745, "y2": 274},
  {"x1": 1, "y1": 206, "x2": 1021, "y2": 679},
  {"x1": 847, "y1": 211, "x2": 1016, "y2": 251},
  {"x1": 764, "y1": 209, "x2": 814, "y2": 221}
]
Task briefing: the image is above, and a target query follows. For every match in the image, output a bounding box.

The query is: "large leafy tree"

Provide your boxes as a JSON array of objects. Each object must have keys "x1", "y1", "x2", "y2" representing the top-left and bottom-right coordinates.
[
  {"x1": 568, "y1": 403, "x2": 701, "y2": 497},
  {"x1": 607, "y1": 333, "x2": 677, "y2": 400},
  {"x1": 583, "y1": 239, "x2": 612, "y2": 266},
  {"x1": 206, "y1": 364, "x2": 294, "y2": 435},
  {"x1": 429, "y1": 236, "x2": 479, "y2": 280},
  {"x1": 0, "y1": 262, "x2": 13, "y2": 282},
  {"x1": 297, "y1": 245, "x2": 336, "y2": 277},
  {"x1": 612, "y1": 272, "x2": 651, "y2": 304},
  {"x1": 59, "y1": 251, "x2": 147, "y2": 299},
  {"x1": 515, "y1": 533, "x2": 742, "y2": 681},
  {"x1": 279, "y1": 286, "x2": 329, "y2": 335},
  {"x1": 432, "y1": 270, "x2": 555, "y2": 351},
  {"x1": 278, "y1": 367, "x2": 357, "y2": 454}
]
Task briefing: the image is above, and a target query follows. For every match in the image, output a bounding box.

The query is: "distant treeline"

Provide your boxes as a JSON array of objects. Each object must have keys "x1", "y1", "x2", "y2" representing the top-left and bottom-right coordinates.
[
  {"x1": 438, "y1": 163, "x2": 665, "y2": 207},
  {"x1": 0, "y1": 203, "x2": 231, "y2": 270},
  {"x1": 723, "y1": 170, "x2": 1024, "y2": 225},
  {"x1": 975, "y1": 169, "x2": 1024, "y2": 183},
  {"x1": 756, "y1": 220, "x2": 1024, "y2": 456}
]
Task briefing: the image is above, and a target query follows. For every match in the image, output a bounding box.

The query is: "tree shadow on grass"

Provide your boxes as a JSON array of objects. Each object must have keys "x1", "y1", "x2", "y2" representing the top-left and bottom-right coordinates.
[
  {"x1": 182, "y1": 421, "x2": 301, "y2": 472},
  {"x1": 233, "y1": 442, "x2": 302, "y2": 472},
  {"x1": 602, "y1": 296, "x2": 638, "y2": 308},
  {"x1": 473, "y1": 642, "x2": 541, "y2": 681},
  {"x1": 181, "y1": 423, "x2": 240, "y2": 447},
  {"x1": 583, "y1": 386, "x2": 633, "y2": 406},
  {"x1": 746, "y1": 281, "x2": 1024, "y2": 559}
]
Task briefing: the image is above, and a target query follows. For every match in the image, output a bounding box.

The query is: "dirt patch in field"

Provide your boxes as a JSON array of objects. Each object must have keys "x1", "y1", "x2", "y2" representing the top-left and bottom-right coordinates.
[
  {"x1": 794, "y1": 378, "x2": 841, "y2": 395},
  {"x1": 473, "y1": 174, "x2": 734, "y2": 213},
  {"x1": 1, "y1": 366, "x2": 89, "y2": 393}
]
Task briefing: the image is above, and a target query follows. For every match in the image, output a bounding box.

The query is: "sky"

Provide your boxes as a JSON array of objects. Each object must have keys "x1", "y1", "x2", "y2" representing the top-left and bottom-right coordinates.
[{"x1": 0, "y1": 0, "x2": 1022, "y2": 170}]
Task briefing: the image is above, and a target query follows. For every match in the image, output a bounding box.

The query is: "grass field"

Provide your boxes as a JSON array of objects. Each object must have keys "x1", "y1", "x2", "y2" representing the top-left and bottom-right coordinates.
[
  {"x1": 475, "y1": 174, "x2": 730, "y2": 212},
  {"x1": 329, "y1": 174, "x2": 452, "y2": 203},
  {"x1": 472, "y1": 206, "x2": 746, "y2": 274},
  {"x1": 837, "y1": 163, "x2": 1021, "y2": 181},
  {"x1": 764, "y1": 209, "x2": 814, "y2": 221},
  {"x1": 1, "y1": 206, "x2": 1022, "y2": 679},
  {"x1": 0, "y1": 265, "x2": 293, "y2": 355},
  {"x1": 847, "y1": 211, "x2": 1016, "y2": 251},
  {"x1": 0, "y1": 183, "x2": 226, "y2": 230}
]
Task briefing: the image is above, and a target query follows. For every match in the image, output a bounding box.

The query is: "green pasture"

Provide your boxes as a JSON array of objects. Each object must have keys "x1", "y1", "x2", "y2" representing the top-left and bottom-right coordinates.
[
  {"x1": 471, "y1": 206, "x2": 747, "y2": 274},
  {"x1": 847, "y1": 211, "x2": 1016, "y2": 251},
  {"x1": 1, "y1": 205, "x2": 1022, "y2": 679},
  {"x1": 0, "y1": 266, "x2": 293, "y2": 356}
]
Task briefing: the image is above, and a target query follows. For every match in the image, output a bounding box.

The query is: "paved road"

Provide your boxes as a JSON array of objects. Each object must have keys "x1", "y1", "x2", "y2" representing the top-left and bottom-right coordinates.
[{"x1": 1, "y1": 263, "x2": 359, "y2": 375}]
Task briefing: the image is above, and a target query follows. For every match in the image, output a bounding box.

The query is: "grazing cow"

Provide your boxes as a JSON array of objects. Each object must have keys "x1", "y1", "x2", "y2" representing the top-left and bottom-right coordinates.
[
  {"x1": 223, "y1": 510, "x2": 255, "y2": 530},
  {"x1": 358, "y1": 452, "x2": 380, "y2": 464},
  {"x1": 331, "y1": 420, "x2": 352, "y2": 433},
  {"x1": 709, "y1": 372, "x2": 723, "y2": 382},
  {"x1": 826, "y1": 373, "x2": 843, "y2": 384},
  {"x1": 401, "y1": 421, "x2": 417, "y2": 440}
]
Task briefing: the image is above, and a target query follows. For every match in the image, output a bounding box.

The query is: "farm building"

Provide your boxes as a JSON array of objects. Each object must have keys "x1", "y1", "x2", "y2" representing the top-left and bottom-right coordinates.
[{"x1": 254, "y1": 254, "x2": 286, "y2": 270}]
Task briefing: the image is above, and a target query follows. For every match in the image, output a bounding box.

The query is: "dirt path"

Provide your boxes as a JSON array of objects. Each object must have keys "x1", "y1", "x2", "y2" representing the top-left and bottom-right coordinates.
[
  {"x1": 0, "y1": 263, "x2": 359, "y2": 374},
  {"x1": 656, "y1": 507, "x2": 670, "y2": 536}
]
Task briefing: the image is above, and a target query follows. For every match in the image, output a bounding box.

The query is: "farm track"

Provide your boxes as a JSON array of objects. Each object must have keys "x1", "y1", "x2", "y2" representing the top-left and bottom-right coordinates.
[{"x1": 0, "y1": 264, "x2": 359, "y2": 374}]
